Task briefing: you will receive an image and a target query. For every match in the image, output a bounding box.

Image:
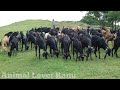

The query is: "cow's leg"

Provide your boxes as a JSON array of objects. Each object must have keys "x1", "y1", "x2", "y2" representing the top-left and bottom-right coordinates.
[
  {"x1": 69, "y1": 53, "x2": 71, "y2": 59},
  {"x1": 112, "y1": 47, "x2": 115, "y2": 57},
  {"x1": 15, "y1": 44, "x2": 18, "y2": 56},
  {"x1": 90, "y1": 51, "x2": 92, "y2": 60},
  {"x1": 46, "y1": 44, "x2": 47, "y2": 51},
  {"x1": 76, "y1": 51, "x2": 78, "y2": 61},
  {"x1": 98, "y1": 48, "x2": 101, "y2": 59},
  {"x1": 104, "y1": 52, "x2": 107, "y2": 59},
  {"x1": 50, "y1": 48, "x2": 52, "y2": 57},
  {"x1": 73, "y1": 47, "x2": 75, "y2": 59},
  {"x1": 9, "y1": 47, "x2": 13, "y2": 57},
  {"x1": 86, "y1": 53, "x2": 88, "y2": 61},
  {"x1": 39, "y1": 47, "x2": 40, "y2": 59},
  {"x1": 61, "y1": 43, "x2": 63, "y2": 55},
  {"x1": 31, "y1": 42, "x2": 32, "y2": 50},
  {"x1": 35, "y1": 45, "x2": 37, "y2": 57},
  {"x1": 59, "y1": 41, "x2": 61, "y2": 53},
  {"x1": 94, "y1": 48, "x2": 97, "y2": 57},
  {"x1": 21, "y1": 43, "x2": 23, "y2": 51},
  {"x1": 10, "y1": 49, "x2": 13, "y2": 57},
  {"x1": 68, "y1": 46, "x2": 71, "y2": 59},
  {"x1": 71, "y1": 42, "x2": 72, "y2": 52},
  {"x1": 114, "y1": 47, "x2": 119, "y2": 58},
  {"x1": 16, "y1": 44, "x2": 18, "y2": 51},
  {"x1": 24, "y1": 43, "x2": 26, "y2": 51}
]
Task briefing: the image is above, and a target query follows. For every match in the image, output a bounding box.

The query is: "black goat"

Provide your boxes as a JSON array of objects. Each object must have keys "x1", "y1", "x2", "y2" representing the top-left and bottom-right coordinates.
[
  {"x1": 46, "y1": 35, "x2": 59, "y2": 58},
  {"x1": 61, "y1": 34, "x2": 71, "y2": 60},
  {"x1": 8, "y1": 36, "x2": 19, "y2": 57},
  {"x1": 20, "y1": 31, "x2": 29, "y2": 51},
  {"x1": 73, "y1": 37, "x2": 84, "y2": 61},
  {"x1": 35, "y1": 33, "x2": 48, "y2": 59},
  {"x1": 91, "y1": 35, "x2": 111, "y2": 59}
]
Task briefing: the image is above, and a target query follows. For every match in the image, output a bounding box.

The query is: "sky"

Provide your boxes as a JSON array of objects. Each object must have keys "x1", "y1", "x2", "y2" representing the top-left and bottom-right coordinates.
[{"x1": 0, "y1": 11, "x2": 87, "y2": 27}]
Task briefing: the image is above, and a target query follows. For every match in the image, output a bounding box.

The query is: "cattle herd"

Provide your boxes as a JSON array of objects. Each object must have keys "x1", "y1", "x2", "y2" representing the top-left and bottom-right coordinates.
[{"x1": 1, "y1": 26, "x2": 120, "y2": 61}]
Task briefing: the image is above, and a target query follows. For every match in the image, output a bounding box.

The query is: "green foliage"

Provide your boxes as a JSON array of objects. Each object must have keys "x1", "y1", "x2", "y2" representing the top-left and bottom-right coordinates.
[
  {"x1": 81, "y1": 11, "x2": 120, "y2": 29},
  {"x1": 105, "y1": 11, "x2": 120, "y2": 29},
  {"x1": 81, "y1": 15, "x2": 99, "y2": 25}
]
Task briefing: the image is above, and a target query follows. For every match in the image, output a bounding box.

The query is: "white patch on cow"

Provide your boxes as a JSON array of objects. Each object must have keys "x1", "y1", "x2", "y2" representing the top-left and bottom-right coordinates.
[{"x1": 44, "y1": 33, "x2": 51, "y2": 40}]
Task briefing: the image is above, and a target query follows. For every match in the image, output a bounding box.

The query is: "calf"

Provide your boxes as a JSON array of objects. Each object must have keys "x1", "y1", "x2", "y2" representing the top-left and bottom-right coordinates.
[{"x1": 2, "y1": 36, "x2": 9, "y2": 52}]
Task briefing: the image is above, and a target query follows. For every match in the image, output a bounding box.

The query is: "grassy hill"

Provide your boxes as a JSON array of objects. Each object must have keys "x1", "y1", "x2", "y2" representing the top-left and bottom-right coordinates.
[
  {"x1": 0, "y1": 19, "x2": 100, "y2": 39},
  {"x1": 0, "y1": 19, "x2": 120, "y2": 79}
]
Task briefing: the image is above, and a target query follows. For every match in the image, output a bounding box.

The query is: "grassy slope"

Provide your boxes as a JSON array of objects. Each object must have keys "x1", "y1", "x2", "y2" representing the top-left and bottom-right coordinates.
[{"x1": 0, "y1": 20, "x2": 120, "y2": 79}]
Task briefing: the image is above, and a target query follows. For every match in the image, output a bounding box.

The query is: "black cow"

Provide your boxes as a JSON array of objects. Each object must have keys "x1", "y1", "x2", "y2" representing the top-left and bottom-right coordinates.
[
  {"x1": 0, "y1": 41, "x2": 1, "y2": 46},
  {"x1": 91, "y1": 35, "x2": 111, "y2": 59},
  {"x1": 73, "y1": 37, "x2": 84, "y2": 61},
  {"x1": 116, "y1": 29, "x2": 120, "y2": 37},
  {"x1": 9, "y1": 32, "x2": 19, "y2": 43},
  {"x1": 112, "y1": 36, "x2": 120, "y2": 57},
  {"x1": 90, "y1": 29, "x2": 103, "y2": 37},
  {"x1": 61, "y1": 34, "x2": 71, "y2": 60},
  {"x1": 110, "y1": 29, "x2": 116, "y2": 34},
  {"x1": 78, "y1": 30, "x2": 92, "y2": 39},
  {"x1": 20, "y1": 31, "x2": 29, "y2": 51},
  {"x1": 4, "y1": 32, "x2": 13, "y2": 37},
  {"x1": 79, "y1": 34, "x2": 92, "y2": 60},
  {"x1": 35, "y1": 33, "x2": 48, "y2": 59},
  {"x1": 26, "y1": 31, "x2": 36, "y2": 49},
  {"x1": 8, "y1": 36, "x2": 19, "y2": 57},
  {"x1": 46, "y1": 35, "x2": 59, "y2": 58}
]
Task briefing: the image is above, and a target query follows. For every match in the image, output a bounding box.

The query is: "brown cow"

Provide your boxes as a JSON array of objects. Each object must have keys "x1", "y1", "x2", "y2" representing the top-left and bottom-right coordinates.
[
  {"x1": 1, "y1": 36, "x2": 9, "y2": 52},
  {"x1": 101, "y1": 29, "x2": 115, "y2": 46}
]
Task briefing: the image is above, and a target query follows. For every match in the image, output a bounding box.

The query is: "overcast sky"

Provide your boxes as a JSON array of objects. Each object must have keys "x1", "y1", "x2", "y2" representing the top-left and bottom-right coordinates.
[{"x1": 0, "y1": 11, "x2": 87, "y2": 27}]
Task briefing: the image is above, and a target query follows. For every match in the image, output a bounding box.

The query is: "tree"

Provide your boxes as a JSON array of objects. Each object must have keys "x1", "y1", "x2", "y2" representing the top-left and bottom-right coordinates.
[
  {"x1": 106, "y1": 11, "x2": 120, "y2": 29},
  {"x1": 80, "y1": 15, "x2": 99, "y2": 25},
  {"x1": 81, "y1": 11, "x2": 120, "y2": 29}
]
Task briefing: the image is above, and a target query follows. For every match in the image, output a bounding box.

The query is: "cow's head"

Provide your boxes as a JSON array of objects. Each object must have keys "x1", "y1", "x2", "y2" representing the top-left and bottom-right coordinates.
[
  {"x1": 43, "y1": 51, "x2": 49, "y2": 59},
  {"x1": 25, "y1": 46, "x2": 29, "y2": 50},
  {"x1": 63, "y1": 52, "x2": 70, "y2": 60},
  {"x1": 79, "y1": 54, "x2": 84, "y2": 61},
  {"x1": 54, "y1": 50, "x2": 59, "y2": 58},
  {"x1": 8, "y1": 52, "x2": 12, "y2": 57},
  {"x1": 106, "y1": 47, "x2": 111, "y2": 56}
]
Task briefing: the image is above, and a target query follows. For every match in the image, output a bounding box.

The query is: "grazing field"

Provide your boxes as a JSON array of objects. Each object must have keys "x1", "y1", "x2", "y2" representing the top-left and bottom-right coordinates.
[{"x1": 0, "y1": 20, "x2": 120, "y2": 79}]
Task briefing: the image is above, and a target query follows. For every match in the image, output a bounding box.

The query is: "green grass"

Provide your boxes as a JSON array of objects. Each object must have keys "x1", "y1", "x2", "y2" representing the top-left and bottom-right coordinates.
[{"x1": 0, "y1": 19, "x2": 120, "y2": 79}]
